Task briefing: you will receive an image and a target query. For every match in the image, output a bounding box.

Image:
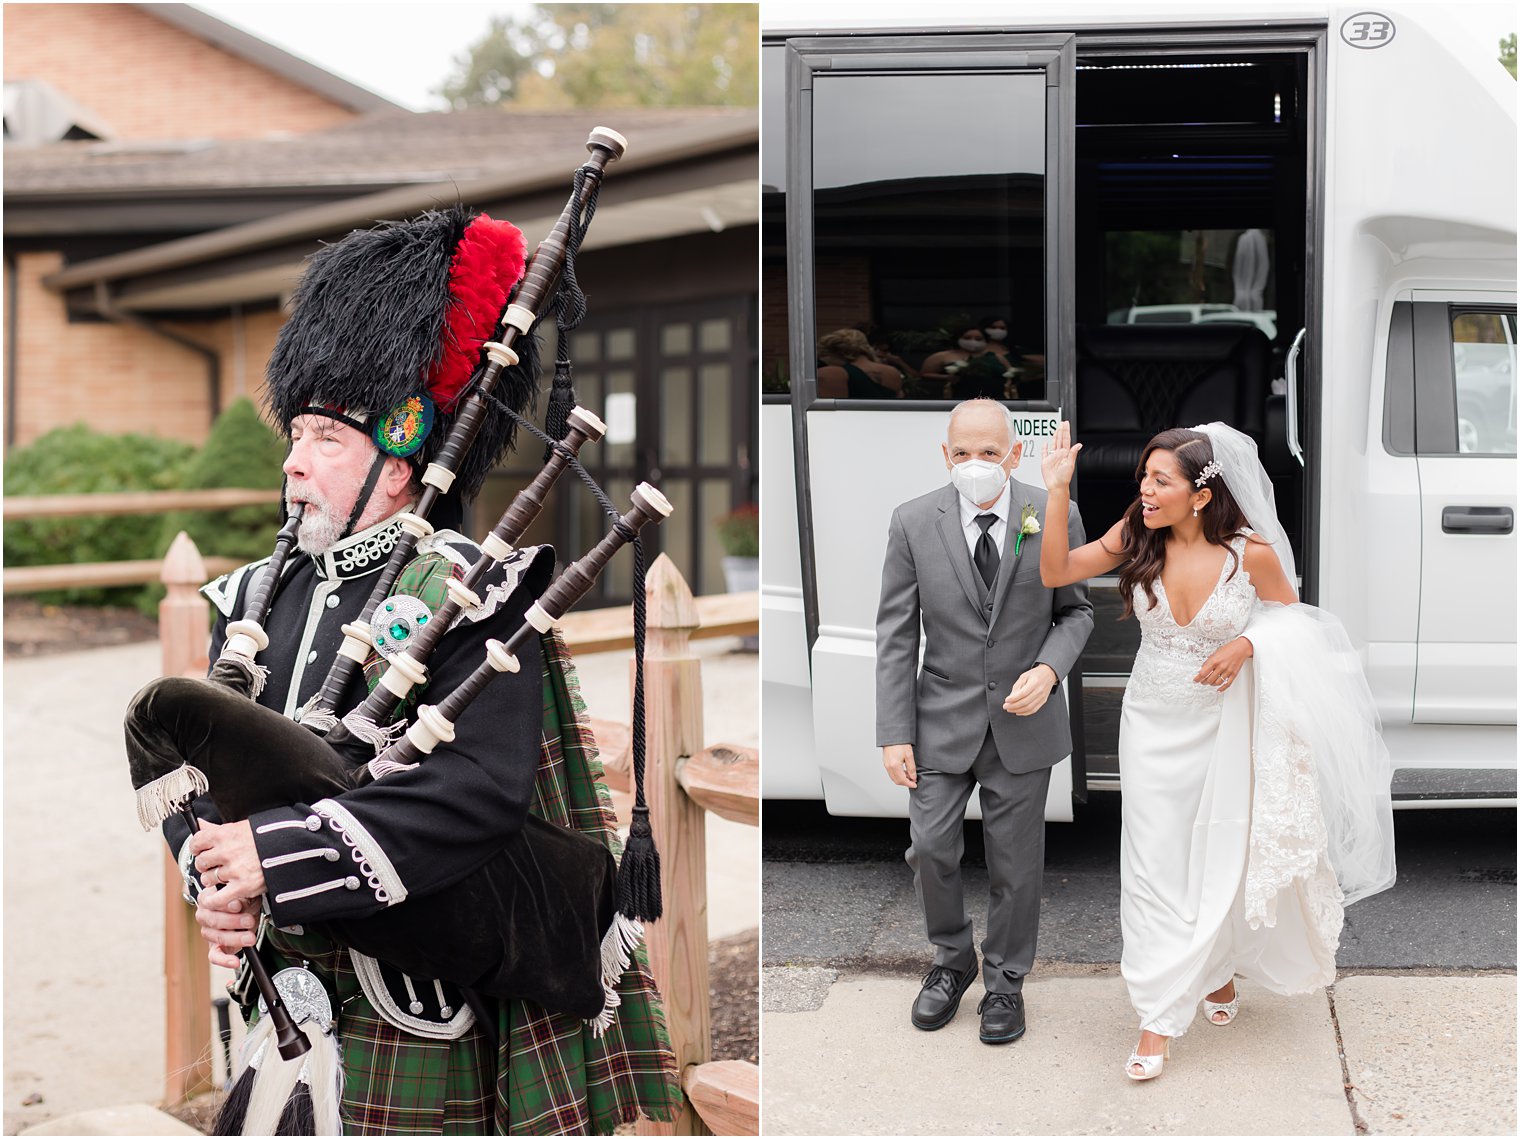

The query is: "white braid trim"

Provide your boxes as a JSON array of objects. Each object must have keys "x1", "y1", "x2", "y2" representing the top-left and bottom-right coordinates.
[
  {"x1": 340, "y1": 709, "x2": 407, "y2": 756},
  {"x1": 215, "y1": 650, "x2": 269, "y2": 698},
  {"x1": 135, "y1": 764, "x2": 209, "y2": 830},
  {"x1": 297, "y1": 695, "x2": 339, "y2": 734},
  {"x1": 588, "y1": 911, "x2": 644, "y2": 1037},
  {"x1": 368, "y1": 754, "x2": 421, "y2": 781}
]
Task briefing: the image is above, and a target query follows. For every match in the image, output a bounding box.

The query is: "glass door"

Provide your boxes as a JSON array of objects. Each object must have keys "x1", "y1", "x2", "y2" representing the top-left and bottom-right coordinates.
[{"x1": 780, "y1": 33, "x2": 1077, "y2": 817}]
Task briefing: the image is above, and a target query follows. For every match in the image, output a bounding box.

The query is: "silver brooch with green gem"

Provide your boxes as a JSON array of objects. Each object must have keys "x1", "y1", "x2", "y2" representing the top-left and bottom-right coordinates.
[{"x1": 372, "y1": 594, "x2": 434, "y2": 661}]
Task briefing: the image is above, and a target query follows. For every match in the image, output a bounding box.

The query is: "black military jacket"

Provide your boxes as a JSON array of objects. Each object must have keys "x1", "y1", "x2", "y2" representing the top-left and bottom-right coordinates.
[{"x1": 166, "y1": 513, "x2": 553, "y2": 931}]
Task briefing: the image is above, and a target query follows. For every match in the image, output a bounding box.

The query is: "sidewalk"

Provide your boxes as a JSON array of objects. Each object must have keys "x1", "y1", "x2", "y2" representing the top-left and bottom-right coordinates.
[
  {"x1": 2, "y1": 636, "x2": 757, "y2": 1136},
  {"x1": 762, "y1": 967, "x2": 1515, "y2": 1135}
]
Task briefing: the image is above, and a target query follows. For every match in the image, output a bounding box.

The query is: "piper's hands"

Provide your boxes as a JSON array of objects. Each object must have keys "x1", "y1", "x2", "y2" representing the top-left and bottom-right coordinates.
[
  {"x1": 1195, "y1": 636, "x2": 1253, "y2": 691},
  {"x1": 1041, "y1": 420, "x2": 1083, "y2": 492},
  {"x1": 191, "y1": 819, "x2": 266, "y2": 904},
  {"x1": 883, "y1": 744, "x2": 918, "y2": 789},
  {"x1": 196, "y1": 889, "x2": 258, "y2": 970},
  {"x1": 1004, "y1": 664, "x2": 1058, "y2": 716}
]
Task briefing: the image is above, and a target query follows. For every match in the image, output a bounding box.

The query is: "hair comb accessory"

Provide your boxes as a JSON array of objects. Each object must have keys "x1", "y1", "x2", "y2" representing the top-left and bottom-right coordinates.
[{"x1": 1194, "y1": 460, "x2": 1223, "y2": 487}]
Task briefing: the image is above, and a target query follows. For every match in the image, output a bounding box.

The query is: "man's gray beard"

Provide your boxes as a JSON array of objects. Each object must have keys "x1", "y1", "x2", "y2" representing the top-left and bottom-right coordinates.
[
  {"x1": 288, "y1": 470, "x2": 399, "y2": 555},
  {"x1": 291, "y1": 487, "x2": 346, "y2": 555}
]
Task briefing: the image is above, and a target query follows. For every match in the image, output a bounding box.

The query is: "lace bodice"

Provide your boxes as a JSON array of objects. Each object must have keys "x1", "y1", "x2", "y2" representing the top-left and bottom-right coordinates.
[{"x1": 1126, "y1": 535, "x2": 1257, "y2": 708}]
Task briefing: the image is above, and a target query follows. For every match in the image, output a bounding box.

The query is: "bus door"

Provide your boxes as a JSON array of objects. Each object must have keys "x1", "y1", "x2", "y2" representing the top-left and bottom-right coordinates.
[{"x1": 771, "y1": 33, "x2": 1077, "y2": 817}]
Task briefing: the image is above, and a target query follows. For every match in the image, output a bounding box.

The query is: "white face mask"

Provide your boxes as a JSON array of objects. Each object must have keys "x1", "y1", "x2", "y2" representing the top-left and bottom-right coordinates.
[
  {"x1": 958, "y1": 338, "x2": 987, "y2": 353},
  {"x1": 950, "y1": 458, "x2": 1009, "y2": 505},
  {"x1": 985, "y1": 328, "x2": 1008, "y2": 341}
]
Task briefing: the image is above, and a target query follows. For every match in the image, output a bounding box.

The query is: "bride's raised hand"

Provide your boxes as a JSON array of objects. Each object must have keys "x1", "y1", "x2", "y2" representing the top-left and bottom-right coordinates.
[{"x1": 1041, "y1": 420, "x2": 1083, "y2": 491}]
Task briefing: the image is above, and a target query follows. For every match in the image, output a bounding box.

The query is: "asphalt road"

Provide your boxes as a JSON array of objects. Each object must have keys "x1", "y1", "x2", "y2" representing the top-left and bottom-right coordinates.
[{"x1": 762, "y1": 797, "x2": 1516, "y2": 971}]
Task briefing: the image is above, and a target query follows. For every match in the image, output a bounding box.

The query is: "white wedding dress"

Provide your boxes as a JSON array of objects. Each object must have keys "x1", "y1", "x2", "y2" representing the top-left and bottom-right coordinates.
[{"x1": 1119, "y1": 534, "x2": 1347, "y2": 1038}]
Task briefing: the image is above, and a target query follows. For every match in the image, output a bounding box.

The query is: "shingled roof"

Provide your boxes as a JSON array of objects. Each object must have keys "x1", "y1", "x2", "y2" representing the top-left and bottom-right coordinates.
[{"x1": 4, "y1": 106, "x2": 754, "y2": 196}]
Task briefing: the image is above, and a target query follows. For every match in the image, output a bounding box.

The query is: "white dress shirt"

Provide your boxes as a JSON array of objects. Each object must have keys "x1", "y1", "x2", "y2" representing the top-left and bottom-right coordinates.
[{"x1": 957, "y1": 482, "x2": 1011, "y2": 558}]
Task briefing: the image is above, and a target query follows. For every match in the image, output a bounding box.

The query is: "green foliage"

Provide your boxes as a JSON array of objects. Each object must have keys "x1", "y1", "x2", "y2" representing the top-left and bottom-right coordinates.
[
  {"x1": 439, "y1": 4, "x2": 759, "y2": 109},
  {"x1": 715, "y1": 502, "x2": 758, "y2": 558},
  {"x1": 3, "y1": 423, "x2": 196, "y2": 607},
  {"x1": 1501, "y1": 33, "x2": 1516, "y2": 79},
  {"x1": 142, "y1": 398, "x2": 285, "y2": 613}
]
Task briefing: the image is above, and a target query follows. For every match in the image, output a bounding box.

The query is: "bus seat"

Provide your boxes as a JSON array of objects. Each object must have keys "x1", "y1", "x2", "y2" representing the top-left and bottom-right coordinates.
[
  {"x1": 1073, "y1": 324, "x2": 1271, "y2": 531},
  {"x1": 1075, "y1": 323, "x2": 1270, "y2": 468}
]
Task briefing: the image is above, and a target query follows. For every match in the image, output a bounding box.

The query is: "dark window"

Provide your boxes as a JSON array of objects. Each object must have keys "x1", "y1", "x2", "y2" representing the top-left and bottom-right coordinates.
[{"x1": 810, "y1": 69, "x2": 1048, "y2": 400}]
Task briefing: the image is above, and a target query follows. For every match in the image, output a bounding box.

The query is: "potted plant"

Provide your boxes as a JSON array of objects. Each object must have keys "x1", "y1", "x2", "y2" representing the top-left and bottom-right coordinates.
[
  {"x1": 716, "y1": 502, "x2": 758, "y2": 649},
  {"x1": 716, "y1": 502, "x2": 759, "y2": 591}
]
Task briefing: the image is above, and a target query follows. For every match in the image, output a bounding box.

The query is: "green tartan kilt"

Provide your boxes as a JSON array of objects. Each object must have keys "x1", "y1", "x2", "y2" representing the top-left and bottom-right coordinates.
[{"x1": 254, "y1": 627, "x2": 681, "y2": 1135}]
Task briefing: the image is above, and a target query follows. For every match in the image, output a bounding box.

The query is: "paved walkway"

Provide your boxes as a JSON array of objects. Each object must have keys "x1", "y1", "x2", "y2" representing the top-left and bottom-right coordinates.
[
  {"x1": 3, "y1": 637, "x2": 756, "y2": 1136},
  {"x1": 762, "y1": 967, "x2": 1516, "y2": 1135}
]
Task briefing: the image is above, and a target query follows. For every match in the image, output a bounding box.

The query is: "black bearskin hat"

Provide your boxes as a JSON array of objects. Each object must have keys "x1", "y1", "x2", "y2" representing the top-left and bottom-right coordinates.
[{"x1": 264, "y1": 205, "x2": 540, "y2": 503}]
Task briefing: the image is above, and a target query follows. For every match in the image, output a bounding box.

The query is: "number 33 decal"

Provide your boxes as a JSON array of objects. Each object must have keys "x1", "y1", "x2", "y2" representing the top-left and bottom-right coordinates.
[{"x1": 1341, "y1": 12, "x2": 1396, "y2": 49}]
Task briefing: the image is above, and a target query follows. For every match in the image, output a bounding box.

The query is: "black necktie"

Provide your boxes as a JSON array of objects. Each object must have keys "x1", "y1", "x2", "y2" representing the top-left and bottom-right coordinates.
[{"x1": 974, "y1": 514, "x2": 999, "y2": 588}]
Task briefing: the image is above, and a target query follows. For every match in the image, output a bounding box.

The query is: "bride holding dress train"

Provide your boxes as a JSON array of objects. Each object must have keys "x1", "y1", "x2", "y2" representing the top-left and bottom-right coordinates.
[{"x1": 1038, "y1": 420, "x2": 1396, "y2": 1081}]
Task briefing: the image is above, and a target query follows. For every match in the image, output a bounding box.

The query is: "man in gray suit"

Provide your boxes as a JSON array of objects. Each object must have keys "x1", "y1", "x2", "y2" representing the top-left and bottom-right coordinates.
[{"x1": 877, "y1": 399, "x2": 1092, "y2": 1043}]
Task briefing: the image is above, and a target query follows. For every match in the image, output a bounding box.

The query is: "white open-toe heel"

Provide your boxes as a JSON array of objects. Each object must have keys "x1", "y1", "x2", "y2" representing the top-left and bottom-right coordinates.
[
  {"x1": 1203, "y1": 986, "x2": 1239, "y2": 1026},
  {"x1": 1125, "y1": 1038, "x2": 1169, "y2": 1081}
]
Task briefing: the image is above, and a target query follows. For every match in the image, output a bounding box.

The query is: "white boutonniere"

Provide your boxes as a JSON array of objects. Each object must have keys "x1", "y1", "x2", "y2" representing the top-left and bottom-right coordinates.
[{"x1": 1015, "y1": 503, "x2": 1040, "y2": 555}]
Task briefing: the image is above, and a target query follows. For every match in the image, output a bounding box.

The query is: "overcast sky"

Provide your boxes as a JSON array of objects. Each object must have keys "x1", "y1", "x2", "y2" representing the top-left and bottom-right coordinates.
[
  {"x1": 197, "y1": 0, "x2": 1512, "y2": 112},
  {"x1": 197, "y1": 2, "x2": 537, "y2": 111}
]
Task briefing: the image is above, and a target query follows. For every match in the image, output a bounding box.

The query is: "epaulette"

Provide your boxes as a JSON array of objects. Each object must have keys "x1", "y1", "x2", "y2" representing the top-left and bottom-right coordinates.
[{"x1": 201, "y1": 557, "x2": 271, "y2": 619}]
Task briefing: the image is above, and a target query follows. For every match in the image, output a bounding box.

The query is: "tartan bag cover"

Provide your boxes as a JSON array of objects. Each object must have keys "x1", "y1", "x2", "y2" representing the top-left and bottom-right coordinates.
[{"x1": 254, "y1": 551, "x2": 681, "y2": 1134}]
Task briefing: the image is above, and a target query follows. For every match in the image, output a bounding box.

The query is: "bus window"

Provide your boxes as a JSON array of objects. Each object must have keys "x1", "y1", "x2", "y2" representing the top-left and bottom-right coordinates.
[{"x1": 810, "y1": 70, "x2": 1048, "y2": 401}]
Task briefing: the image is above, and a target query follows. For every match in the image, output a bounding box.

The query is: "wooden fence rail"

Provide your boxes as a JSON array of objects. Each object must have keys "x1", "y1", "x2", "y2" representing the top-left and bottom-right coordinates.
[
  {"x1": 3, "y1": 487, "x2": 281, "y2": 520},
  {"x1": 3, "y1": 487, "x2": 277, "y2": 594},
  {"x1": 156, "y1": 535, "x2": 760, "y2": 1134}
]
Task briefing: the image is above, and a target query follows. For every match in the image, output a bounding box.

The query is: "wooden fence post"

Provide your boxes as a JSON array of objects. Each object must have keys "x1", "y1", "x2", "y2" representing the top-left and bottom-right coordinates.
[
  {"x1": 638, "y1": 555, "x2": 711, "y2": 1136},
  {"x1": 159, "y1": 531, "x2": 215, "y2": 1106}
]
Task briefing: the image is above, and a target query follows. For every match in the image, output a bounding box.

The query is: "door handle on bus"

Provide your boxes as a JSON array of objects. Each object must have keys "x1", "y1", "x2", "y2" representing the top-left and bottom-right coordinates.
[
  {"x1": 1284, "y1": 327, "x2": 1306, "y2": 467},
  {"x1": 1441, "y1": 506, "x2": 1514, "y2": 534}
]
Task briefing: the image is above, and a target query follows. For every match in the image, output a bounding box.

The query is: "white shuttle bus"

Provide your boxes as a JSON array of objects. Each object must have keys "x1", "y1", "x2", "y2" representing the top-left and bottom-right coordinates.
[{"x1": 760, "y1": 6, "x2": 1517, "y2": 816}]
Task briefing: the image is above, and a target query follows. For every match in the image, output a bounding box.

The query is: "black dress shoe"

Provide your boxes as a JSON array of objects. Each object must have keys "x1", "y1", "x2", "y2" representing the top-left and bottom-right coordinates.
[
  {"x1": 978, "y1": 991, "x2": 1026, "y2": 1044},
  {"x1": 910, "y1": 960, "x2": 978, "y2": 1031}
]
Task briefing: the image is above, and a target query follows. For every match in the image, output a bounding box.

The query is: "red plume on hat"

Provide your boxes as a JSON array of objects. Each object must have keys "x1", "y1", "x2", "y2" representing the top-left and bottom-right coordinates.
[
  {"x1": 431, "y1": 215, "x2": 527, "y2": 412},
  {"x1": 266, "y1": 205, "x2": 541, "y2": 502}
]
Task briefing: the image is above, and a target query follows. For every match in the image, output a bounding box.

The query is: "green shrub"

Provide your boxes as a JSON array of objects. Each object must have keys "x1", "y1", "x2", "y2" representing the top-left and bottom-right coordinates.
[
  {"x1": 155, "y1": 398, "x2": 284, "y2": 562},
  {"x1": 3, "y1": 423, "x2": 197, "y2": 607},
  {"x1": 143, "y1": 398, "x2": 286, "y2": 614}
]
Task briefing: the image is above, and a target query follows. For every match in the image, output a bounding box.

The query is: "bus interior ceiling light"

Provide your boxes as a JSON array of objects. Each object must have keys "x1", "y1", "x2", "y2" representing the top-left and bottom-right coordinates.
[{"x1": 1076, "y1": 62, "x2": 1258, "y2": 70}]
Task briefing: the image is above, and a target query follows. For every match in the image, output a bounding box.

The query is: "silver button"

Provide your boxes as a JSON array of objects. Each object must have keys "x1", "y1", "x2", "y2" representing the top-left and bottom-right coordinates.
[
  {"x1": 344, "y1": 876, "x2": 360, "y2": 890},
  {"x1": 324, "y1": 849, "x2": 340, "y2": 861},
  {"x1": 305, "y1": 815, "x2": 321, "y2": 831},
  {"x1": 326, "y1": 595, "x2": 340, "y2": 608},
  {"x1": 307, "y1": 651, "x2": 319, "y2": 663}
]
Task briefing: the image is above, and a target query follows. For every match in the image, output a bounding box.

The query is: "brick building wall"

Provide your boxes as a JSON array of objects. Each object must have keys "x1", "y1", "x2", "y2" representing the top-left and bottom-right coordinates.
[
  {"x1": 4, "y1": 4, "x2": 358, "y2": 141},
  {"x1": 10, "y1": 253, "x2": 281, "y2": 448}
]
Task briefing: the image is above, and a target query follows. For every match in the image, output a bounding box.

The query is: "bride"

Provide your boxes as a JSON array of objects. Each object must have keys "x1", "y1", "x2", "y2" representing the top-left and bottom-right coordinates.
[{"x1": 1036, "y1": 420, "x2": 1396, "y2": 1080}]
